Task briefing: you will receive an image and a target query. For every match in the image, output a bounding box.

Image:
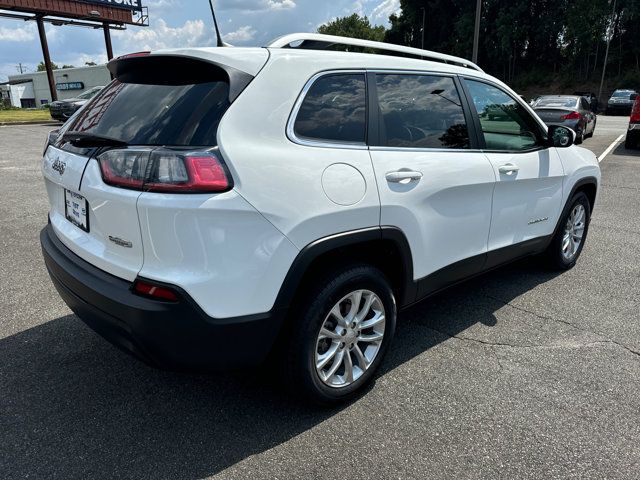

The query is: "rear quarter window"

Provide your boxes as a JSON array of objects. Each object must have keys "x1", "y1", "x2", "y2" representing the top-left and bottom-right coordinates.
[{"x1": 293, "y1": 74, "x2": 367, "y2": 144}]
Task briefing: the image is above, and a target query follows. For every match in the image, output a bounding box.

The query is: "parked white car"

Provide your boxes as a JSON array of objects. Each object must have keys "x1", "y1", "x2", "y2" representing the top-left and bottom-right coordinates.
[{"x1": 41, "y1": 34, "x2": 601, "y2": 403}]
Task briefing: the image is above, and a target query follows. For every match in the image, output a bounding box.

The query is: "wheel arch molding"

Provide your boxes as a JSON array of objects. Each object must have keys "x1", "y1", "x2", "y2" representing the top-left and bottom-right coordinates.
[
  {"x1": 272, "y1": 226, "x2": 416, "y2": 311},
  {"x1": 550, "y1": 176, "x2": 598, "y2": 243}
]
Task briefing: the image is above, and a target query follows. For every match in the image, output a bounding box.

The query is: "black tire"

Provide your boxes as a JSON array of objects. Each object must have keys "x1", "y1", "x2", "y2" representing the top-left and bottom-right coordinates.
[
  {"x1": 575, "y1": 128, "x2": 584, "y2": 144},
  {"x1": 545, "y1": 192, "x2": 591, "y2": 270},
  {"x1": 625, "y1": 131, "x2": 639, "y2": 150},
  {"x1": 283, "y1": 264, "x2": 396, "y2": 405}
]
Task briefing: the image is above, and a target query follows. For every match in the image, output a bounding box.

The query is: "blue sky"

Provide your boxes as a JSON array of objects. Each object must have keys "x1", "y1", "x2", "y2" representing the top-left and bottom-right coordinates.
[{"x1": 0, "y1": 0, "x2": 400, "y2": 81}]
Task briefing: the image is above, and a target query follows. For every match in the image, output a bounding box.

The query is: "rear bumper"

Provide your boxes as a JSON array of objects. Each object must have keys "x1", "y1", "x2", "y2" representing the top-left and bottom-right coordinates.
[
  {"x1": 607, "y1": 104, "x2": 633, "y2": 114},
  {"x1": 40, "y1": 224, "x2": 286, "y2": 371}
]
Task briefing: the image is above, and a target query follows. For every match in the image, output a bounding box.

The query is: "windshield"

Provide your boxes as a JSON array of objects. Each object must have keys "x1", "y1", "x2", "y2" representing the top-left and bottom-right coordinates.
[
  {"x1": 67, "y1": 80, "x2": 231, "y2": 147},
  {"x1": 612, "y1": 91, "x2": 633, "y2": 98},
  {"x1": 535, "y1": 97, "x2": 579, "y2": 108},
  {"x1": 77, "y1": 87, "x2": 102, "y2": 100}
]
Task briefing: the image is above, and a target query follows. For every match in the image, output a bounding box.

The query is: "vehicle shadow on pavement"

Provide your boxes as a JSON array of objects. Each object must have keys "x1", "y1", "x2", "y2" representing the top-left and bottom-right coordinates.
[
  {"x1": 616, "y1": 144, "x2": 640, "y2": 157},
  {"x1": 0, "y1": 259, "x2": 560, "y2": 479}
]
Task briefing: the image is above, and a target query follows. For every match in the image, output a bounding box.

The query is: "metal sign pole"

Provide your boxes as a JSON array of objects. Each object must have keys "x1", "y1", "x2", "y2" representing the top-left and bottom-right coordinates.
[{"x1": 35, "y1": 15, "x2": 57, "y2": 102}]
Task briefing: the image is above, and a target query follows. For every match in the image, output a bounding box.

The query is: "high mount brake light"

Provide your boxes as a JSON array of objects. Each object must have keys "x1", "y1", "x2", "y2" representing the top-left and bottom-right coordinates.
[
  {"x1": 117, "y1": 52, "x2": 151, "y2": 60},
  {"x1": 561, "y1": 111, "x2": 581, "y2": 121},
  {"x1": 97, "y1": 149, "x2": 232, "y2": 193}
]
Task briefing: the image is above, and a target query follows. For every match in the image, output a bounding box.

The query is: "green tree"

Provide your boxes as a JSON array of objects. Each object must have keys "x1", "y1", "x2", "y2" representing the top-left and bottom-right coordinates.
[
  {"x1": 61, "y1": 65, "x2": 75, "y2": 69},
  {"x1": 84, "y1": 61, "x2": 97, "y2": 66},
  {"x1": 318, "y1": 14, "x2": 386, "y2": 43},
  {"x1": 36, "y1": 61, "x2": 59, "y2": 71}
]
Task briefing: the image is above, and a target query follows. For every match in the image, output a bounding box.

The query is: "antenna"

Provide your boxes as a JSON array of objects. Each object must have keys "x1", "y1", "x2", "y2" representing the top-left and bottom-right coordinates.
[{"x1": 208, "y1": 0, "x2": 224, "y2": 47}]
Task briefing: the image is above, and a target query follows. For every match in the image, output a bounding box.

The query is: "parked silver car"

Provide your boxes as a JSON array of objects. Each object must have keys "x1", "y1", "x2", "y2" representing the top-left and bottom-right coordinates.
[{"x1": 533, "y1": 95, "x2": 597, "y2": 144}]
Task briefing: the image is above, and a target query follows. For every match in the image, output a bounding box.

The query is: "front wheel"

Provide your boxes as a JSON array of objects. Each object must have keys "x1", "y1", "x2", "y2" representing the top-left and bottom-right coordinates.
[
  {"x1": 545, "y1": 192, "x2": 591, "y2": 270},
  {"x1": 284, "y1": 265, "x2": 397, "y2": 404}
]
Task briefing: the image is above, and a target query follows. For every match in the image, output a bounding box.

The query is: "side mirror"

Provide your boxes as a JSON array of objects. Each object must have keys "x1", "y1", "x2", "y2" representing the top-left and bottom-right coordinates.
[
  {"x1": 548, "y1": 125, "x2": 575, "y2": 148},
  {"x1": 631, "y1": 93, "x2": 638, "y2": 101}
]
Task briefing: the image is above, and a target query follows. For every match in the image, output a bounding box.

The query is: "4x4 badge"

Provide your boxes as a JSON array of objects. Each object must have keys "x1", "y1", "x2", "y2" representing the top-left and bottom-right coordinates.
[{"x1": 51, "y1": 158, "x2": 66, "y2": 176}]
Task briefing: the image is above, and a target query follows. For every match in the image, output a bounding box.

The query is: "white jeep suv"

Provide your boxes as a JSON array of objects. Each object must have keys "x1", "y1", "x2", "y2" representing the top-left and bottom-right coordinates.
[{"x1": 41, "y1": 34, "x2": 601, "y2": 403}]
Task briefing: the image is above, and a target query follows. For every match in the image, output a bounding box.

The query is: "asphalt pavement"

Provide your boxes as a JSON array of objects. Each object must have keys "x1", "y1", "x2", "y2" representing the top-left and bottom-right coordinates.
[{"x1": 0, "y1": 116, "x2": 638, "y2": 479}]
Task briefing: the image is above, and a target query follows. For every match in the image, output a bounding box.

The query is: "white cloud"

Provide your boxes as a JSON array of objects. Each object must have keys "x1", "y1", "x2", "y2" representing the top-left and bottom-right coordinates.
[
  {"x1": 216, "y1": 0, "x2": 296, "y2": 12},
  {"x1": 370, "y1": 0, "x2": 401, "y2": 23},
  {"x1": 224, "y1": 25, "x2": 256, "y2": 43},
  {"x1": 0, "y1": 25, "x2": 36, "y2": 42},
  {"x1": 112, "y1": 18, "x2": 213, "y2": 52}
]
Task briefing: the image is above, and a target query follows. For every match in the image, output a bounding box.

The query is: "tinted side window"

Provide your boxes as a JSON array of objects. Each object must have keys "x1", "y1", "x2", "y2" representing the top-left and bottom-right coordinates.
[
  {"x1": 466, "y1": 80, "x2": 543, "y2": 151},
  {"x1": 294, "y1": 74, "x2": 367, "y2": 144},
  {"x1": 375, "y1": 74, "x2": 469, "y2": 149}
]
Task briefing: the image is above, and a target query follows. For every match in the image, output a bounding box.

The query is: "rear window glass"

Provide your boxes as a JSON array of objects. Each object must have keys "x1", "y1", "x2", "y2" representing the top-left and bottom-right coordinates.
[
  {"x1": 68, "y1": 80, "x2": 230, "y2": 146},
  {"x1": 294, "y1": 74, "x2": 367, "y2": 144},
  {"x1": 535, "y1": 97, "x2": 578, "y2": 108}
]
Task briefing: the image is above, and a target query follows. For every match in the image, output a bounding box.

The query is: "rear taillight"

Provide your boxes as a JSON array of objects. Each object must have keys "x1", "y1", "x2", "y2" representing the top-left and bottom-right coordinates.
[
  {"x1": 44, "y1": 129, "x2": 60, "y2": 155},
  {"x1": 631, "y1": 99, "x2": 640, "y2": 123},
  {"x1": 561, "y1": 111, "x2": 581, "y2": 120},
  {"x1": 133, "y1": 279, "x2": 178, "y2": 301},
  {"x1": 97, "y1": 149, "x2": 232, "y2": 193}
]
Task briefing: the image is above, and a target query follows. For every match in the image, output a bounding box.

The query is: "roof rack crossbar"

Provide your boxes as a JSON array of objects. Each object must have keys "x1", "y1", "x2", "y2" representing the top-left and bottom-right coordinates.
[{"x1": 267, "y1": 33, "x2": 483, "y2": 72}]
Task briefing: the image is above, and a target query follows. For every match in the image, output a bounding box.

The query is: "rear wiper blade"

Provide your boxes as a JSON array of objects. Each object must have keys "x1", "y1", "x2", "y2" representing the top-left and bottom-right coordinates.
[{"x1": 61, "y1": 131, "x2": 128, "y2": 148}]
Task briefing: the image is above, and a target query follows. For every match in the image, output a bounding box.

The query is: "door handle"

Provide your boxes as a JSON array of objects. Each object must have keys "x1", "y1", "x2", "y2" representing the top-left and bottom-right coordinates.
[
  {"x1": 498, "y1": 164, "x2": 520, "y2": 175},
  {"x1": 385, "y1": 170, "x2": 424, "y2": 183}
]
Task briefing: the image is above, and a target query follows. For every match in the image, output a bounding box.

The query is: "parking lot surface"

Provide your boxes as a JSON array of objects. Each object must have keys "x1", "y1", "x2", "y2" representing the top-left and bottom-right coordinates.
[{"x1": 1, "y1": 115, "x2": 638, "y2": 479}]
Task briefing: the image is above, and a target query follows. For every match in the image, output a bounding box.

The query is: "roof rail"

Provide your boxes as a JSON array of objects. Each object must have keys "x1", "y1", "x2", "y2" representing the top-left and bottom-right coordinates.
[{"x1": 267, "y1": 33, "x2": 483, "y2": 72}]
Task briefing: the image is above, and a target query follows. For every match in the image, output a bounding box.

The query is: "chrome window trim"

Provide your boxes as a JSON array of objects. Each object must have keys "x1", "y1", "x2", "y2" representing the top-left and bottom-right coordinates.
[
  {"x1": 369, "y1": 146, "x2": 481, "y2": 153},
  {"x1": 287, "y1": 70, "x2": 369, "y2": 150}
]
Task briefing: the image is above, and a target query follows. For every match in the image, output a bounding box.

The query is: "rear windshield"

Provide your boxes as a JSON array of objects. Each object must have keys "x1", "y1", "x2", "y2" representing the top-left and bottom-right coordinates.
[
  {"x1": 535, "y1": 97, "x2": 578, "y2": 108},
  {"x1": 68, "y1": 80, "x2": 230, "y2": 146}
]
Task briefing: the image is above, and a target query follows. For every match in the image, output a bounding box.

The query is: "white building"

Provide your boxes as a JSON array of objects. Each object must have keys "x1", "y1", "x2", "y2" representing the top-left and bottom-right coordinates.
[{"x1": 7, "y1": 64, "x2": 111, "y2": 108}]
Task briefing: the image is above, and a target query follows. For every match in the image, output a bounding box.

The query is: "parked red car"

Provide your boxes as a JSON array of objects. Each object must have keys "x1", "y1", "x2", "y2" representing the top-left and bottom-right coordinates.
[{"x1": 625, "y1": 93, "x2": 640, "y2": 149}]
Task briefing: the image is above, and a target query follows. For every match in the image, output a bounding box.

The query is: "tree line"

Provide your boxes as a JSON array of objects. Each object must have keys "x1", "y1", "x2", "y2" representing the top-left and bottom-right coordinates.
[{"x1": 319, "y1": 0, "x2": 640, "y2": 93}]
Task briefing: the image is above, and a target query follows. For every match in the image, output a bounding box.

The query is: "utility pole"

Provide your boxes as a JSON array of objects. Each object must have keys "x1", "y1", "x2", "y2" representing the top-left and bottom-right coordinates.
[
  {"x1": 16, "y1": 63, "x2": 26, "y2": 74},
  {"x1": 598, "y1": 0, "x2": 617, "y2": 106},
  {"x1": 420, "y1": 7, "x2": 426, "y2": 51},
  {"x1": 472, "y1": 0, "x2": 482, "y2": 64}
]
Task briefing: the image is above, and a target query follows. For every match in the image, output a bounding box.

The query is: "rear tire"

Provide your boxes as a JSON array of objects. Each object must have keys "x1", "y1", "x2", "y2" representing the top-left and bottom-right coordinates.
[
  {"x1": 586, "y1": 120, "x2": 596, "y2": 138},
  {"x1": 545, "y1": 192, "x2": 591, "y2": 270},
  {"x1": 575, "y1": 128, "x2": 584, "y2": 144},
  {"x1": 283, "y1": 264, "x2": 396, "y2": 405},
  {"x1": 626, "y1": 131, "x2": 639, "y2": 150}
]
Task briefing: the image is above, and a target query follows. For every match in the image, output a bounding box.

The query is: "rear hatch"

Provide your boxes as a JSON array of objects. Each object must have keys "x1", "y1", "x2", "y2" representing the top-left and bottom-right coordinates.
[{"x1": 42, "y1": 51, "x2": 265, "y2": 281}]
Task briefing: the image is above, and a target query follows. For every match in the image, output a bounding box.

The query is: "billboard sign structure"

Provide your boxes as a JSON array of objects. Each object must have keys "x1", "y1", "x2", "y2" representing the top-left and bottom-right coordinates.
[
  {"x1": 77, "y1": 0, "x2": 143, "y2": 12},
  {"x1": 0, "y1": 0, "x2": 149, "y2": 102}
]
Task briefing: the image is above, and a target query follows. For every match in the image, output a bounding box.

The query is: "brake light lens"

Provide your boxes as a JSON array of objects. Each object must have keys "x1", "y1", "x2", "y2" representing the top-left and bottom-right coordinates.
[
  {"x1": 561, "y1": 111, "x2": 581, "y2": 120},
  {"x1": 133, "y1": 280, "x2": 179, "y2": 301},
  {"x1": 117, "y1": 51, "x2": 151, "y2": 60},
  {"x1": 97, "y1": 149, "x2": 232, "y2": 193},
  {"x1": 631, "y1": 98, "x2": 640, "y2": 123}
]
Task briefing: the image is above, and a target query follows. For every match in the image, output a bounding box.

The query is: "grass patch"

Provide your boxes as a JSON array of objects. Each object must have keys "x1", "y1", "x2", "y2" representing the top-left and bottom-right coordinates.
[{"x1": 0, "y1": 109, "x2": 54, "y2": 124}]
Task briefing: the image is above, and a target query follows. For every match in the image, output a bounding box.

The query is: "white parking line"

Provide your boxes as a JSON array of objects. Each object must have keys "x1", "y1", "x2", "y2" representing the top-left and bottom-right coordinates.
[{"x1": 598, "y1": 134, "x2": 625, "y2": 162}]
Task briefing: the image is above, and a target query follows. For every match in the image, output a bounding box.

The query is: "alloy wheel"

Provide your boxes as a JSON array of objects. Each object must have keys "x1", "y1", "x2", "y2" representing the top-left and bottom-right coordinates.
[
  {"x1": 314, "y1": 290, "x2": 386, "y2": 388},
  {"x1": 562, "y1": 204, "x2": 586, "y2": 261}
]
